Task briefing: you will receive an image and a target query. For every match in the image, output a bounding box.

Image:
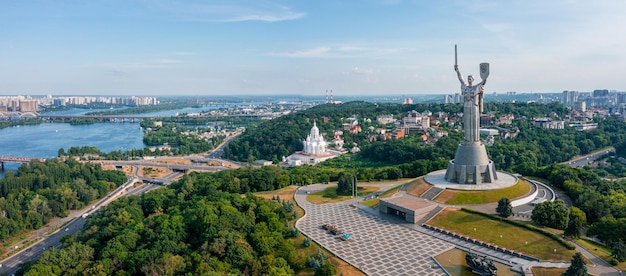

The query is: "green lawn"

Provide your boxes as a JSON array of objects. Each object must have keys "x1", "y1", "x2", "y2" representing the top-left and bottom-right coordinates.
[
  {"x1": 575, "y1": 237, "x2": 626, "y2": 270},
  {"x1": 428, "y1": 208, "x2": 575, "y2": 261},
  {"x1": 438, "y1": 179, "x2": 530, "y2": 204},
  {"x1": 360, "y1": 183, "x2": 404, "y2": 207},
  {"x1": 307, "y1": 186, "x2": 379, "y2": 204}
]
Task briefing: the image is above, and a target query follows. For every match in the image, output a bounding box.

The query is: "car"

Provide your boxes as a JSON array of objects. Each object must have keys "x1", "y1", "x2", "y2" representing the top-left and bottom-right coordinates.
[
  {"x1": 340, "y1": 233, "x2": 353, "y2": 241},
  {"x1": 65, "y1": 228, "x2": 69, "y2": 232}
]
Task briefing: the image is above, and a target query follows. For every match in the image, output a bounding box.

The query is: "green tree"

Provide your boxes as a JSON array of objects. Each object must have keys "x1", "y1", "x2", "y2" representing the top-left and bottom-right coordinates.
[
  {"x1": 315, "y1": 263, "x2": 337, "y2": 276},
  {"x1": 337, "y1": 173, "x2": 356, "y2": 195},
  {"x1": 562, "y1": 252, "x2": 587, "y2": 276},
  {"x1": 564, "y1": 207, "x2": 586, "y2": 238},
  {"x1": 532, "y1": 200, "x2": 570, "y2": 230},
  {"x1": 612, "y1": 240, "x2": 626, "y2": 262},
  {"x1": 496, "y1": 197, "x2": 513, "y2": 218}
]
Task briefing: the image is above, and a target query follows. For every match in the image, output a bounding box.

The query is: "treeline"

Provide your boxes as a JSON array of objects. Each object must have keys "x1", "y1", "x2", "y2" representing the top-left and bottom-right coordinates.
[
  {"x1": 490, "y1": 117, "x2": 626, "y2": 173},
  {"x1": 0, "y1": 118, "x2": 43, "y2": 130},
  {"x1": 0, "y1": 159, "x2": 126, "y2": 241},
  {"x1": 532, "y1": 164, "x2": 626, "y2": 243},
  {"x1": 141, "y1": 116, "x2": 258, "y2": 127},
  {"x1": 141, "y1": 122, "x2": 223, "y2": 154},
  {"x1": 21, "y1": 169, "x2": 322, "y2": 275},
  {"x1": 360, "y1": 135, "x2": 462, "y2": 165},
  {"x1": 224, "y1": 101, "x2": 576, "y2": 165},
  {"x1": 85, "y1": 103, "x2": 191, "y2": 116},
  {"x1": 224, "y1": 101, "x2": 423, "y2": 162}
]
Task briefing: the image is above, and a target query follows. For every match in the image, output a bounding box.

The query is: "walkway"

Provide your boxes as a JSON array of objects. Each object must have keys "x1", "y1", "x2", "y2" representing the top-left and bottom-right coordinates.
[
  {"x1": 295, "y1": 184, "x2": 452, "y2": 275},
  {"x1": 295, "y1": 183, "x2": 623, "y2": 275}
]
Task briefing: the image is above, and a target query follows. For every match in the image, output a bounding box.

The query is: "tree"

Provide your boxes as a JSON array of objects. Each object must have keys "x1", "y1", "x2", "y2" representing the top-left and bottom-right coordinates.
[
  {"x1": 532, "y1": 200, "x2": 570, "y2": 230},
  {"x1": 496, "y1": 197, "x2": 513, "y2": 218},
  {"x1": 337, "y1": 172, "x2": 356, "y2": 195},
  {"x1": 612, "y1": 240, "x2": 626, "y2": 262},
  {"x1": 565, "y1": 207, "x2": 586, "y2": 238},
  {"x1": 315, "y1": 263, "x2": 337, "y2": 276},
  {"x1": 562, "y1": 252, "x2": 587, "y2": 276}
]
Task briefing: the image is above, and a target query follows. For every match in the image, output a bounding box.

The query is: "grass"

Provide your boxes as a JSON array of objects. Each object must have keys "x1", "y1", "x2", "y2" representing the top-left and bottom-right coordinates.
[
  {"x1": 360, "y1": 183, "x2": 404, "y2": 207},
  {"x1": 427, "y1": 208, "x2": 576, "y2": 261},
  {"x1": 255, "y1": 186, "x2": 365, "y2": 276},
  {"x1": 575, "y1": 237, "x2": 626, "y2": 270},
  {"x1": 405, "y1": 177, "x2": 431, "y2": 197},
  {"x1": 530, "y1": 267, "x2": 566, "y2": 276},
  {"x1": 434, "y1": 179, "x2": 530, "y2": 204},
  {"x1": 307, "y1": 186, "x2": 380, "y2": 204}
]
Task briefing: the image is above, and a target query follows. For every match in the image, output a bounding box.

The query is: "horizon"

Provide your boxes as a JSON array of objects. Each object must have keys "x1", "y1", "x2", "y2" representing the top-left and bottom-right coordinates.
[{"x1": 1, "y1": 1, "x2": 625, "y2": 95}]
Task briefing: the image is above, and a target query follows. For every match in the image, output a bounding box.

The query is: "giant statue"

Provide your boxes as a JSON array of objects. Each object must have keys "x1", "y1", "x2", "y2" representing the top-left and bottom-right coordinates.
[
  {"x1": 455, "y1": 61, "x2": 488, "y2": 142},
  {"x1": 444, "y1": 45, "x2": 498, "y2": 184}
]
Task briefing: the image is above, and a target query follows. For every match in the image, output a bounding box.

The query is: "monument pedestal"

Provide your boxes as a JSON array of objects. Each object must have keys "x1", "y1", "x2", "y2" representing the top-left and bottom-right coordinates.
[{"x1": 445, "y1": 142, "x2": 497, "y2": 184}]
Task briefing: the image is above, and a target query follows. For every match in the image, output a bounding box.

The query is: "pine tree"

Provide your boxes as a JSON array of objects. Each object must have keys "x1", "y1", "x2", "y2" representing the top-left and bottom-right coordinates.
[{"x1": 563, "y1": 252, "x2": 587, "y2": 276}]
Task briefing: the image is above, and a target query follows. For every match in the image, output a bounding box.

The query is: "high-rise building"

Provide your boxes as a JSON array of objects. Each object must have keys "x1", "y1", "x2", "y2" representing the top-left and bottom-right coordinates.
[
  {"x1": 562, "y1": 90, "x2": 579, "y2": 106},
  {"x1": 19, "y1": 99, "x2": 38, "y2": 112}
]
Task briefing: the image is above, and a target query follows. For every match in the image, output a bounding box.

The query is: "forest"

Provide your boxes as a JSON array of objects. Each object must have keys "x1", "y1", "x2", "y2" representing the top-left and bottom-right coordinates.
[
  {"x1": 20, "y1": 169, "x2": 328, "y2": 276},
  {"x1": 0, "y1": 159, "x2": 126, "y2": 242}
]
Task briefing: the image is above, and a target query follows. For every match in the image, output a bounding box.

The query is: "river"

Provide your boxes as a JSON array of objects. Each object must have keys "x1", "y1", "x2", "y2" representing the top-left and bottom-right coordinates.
[
  {"x1": 0, "y1": 122, "x2": 145, "y2": 177},
  {"x1": 0, "y1": 106, "x2": 229, "y2": 177}
]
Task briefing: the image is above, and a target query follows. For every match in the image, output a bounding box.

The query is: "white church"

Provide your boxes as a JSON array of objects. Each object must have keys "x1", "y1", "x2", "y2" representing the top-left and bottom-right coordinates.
[{"x1": 285, "y1": 122, "x2": 343, "y2": 166}]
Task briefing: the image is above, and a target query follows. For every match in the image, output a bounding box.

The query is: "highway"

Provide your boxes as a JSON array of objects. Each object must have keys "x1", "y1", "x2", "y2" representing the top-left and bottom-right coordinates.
[
  {"x1": 0, "y1": 177, "x2": 162, "y2": 276},
  {"x1": 0, "y1": 132, "x2": 243, "y2": 275},
  {"x1": 565, "y1": 147, "x2": 615, "y2": 168}
]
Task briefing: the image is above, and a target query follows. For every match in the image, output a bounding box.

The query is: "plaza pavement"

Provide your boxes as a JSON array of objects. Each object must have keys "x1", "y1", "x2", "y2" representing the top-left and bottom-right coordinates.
[
  {"x1": 295, "y1": 184, "x2": 453, "y2": 276},
  {"x1": 295, "y1": 183, "x2": 622, "y2": 276}
]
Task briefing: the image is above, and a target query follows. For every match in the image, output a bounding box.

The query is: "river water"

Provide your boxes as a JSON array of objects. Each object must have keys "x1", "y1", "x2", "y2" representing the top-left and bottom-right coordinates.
[
  {"x1": 0, "y1": 122, "x2": 145, "y2": 176},
  {"x1": 0, "y1": 106, "x2": 229, "y2": 177}
]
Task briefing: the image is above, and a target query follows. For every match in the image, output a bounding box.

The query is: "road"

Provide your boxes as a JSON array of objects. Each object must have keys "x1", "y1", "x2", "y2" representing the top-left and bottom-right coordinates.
[
  {"x1": 0, "y1": 131, "x2": 246, "y2": 274},
  {"x1": 565, "y1": 147, "x2": 615, "y2": 168},
  {"x1": 0, "y1": 177, "x2": 162, "y2": 275}
]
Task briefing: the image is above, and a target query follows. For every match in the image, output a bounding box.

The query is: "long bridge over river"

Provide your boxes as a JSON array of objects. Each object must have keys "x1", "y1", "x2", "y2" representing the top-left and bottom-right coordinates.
[
  {"x1": 0, "y1": 156, "x2": 47, "y2": 169},
  {"x1": 38, "y1": 113, "x2": 273, "y2": 122}
]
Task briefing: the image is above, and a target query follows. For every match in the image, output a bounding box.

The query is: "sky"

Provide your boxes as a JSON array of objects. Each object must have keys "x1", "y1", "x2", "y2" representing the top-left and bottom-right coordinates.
[{"x1": 1, "y1": 0, "x2": 625, "y2": 96}]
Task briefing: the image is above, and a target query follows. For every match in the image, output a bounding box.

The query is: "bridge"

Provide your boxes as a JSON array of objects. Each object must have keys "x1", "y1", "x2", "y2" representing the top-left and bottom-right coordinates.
[
  {"x1": 38, "y1": 113, "x2": 272, "y2": 122},
  {"x1": 39, "y1": 115, "x2": 150, "y2": 123},
  {"x1": 0, "y1": 156, "x2": 47, "y2": 169}
]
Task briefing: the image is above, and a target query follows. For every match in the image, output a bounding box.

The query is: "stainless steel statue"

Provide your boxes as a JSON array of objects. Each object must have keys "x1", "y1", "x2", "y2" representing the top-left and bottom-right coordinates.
[
  {"x1": 455, "y1": 56, "x2": 488, "y2": 142},
  {"x1": 444, "y1": 45, "x2": 497, "y2": 184}
]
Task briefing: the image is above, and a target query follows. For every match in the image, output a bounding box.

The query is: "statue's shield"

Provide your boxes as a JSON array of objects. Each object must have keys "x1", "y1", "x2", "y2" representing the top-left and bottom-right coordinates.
[{"x1": 480, "y1": 63, "x2": 489, "y2": 80}]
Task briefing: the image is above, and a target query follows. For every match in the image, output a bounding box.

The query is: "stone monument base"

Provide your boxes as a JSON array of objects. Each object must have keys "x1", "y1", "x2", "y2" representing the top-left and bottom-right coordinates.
[
  {"x1": 445, "y1": 142, "x2": 497, "y2": 184},
  {"x1": 425, "y1": 170, "x2": 517, "y2": 191}
]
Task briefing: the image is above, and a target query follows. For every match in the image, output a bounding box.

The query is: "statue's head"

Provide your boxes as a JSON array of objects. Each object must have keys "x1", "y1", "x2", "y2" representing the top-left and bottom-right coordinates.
[{"x1": 468, "y1": 75, "x2": 474, "y2": 84}]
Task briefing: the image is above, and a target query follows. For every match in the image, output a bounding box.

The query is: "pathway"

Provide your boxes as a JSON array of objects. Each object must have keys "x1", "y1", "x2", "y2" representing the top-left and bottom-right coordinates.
[{"x1": 295, "y1": 183, "x2": 623, "y2": 275}]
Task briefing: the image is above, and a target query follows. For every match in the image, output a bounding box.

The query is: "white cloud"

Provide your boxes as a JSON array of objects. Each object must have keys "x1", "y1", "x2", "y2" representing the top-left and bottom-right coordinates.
[
  {"x1": 94, "y1": 58, "x2": 185, "y2": 70},
  {"x1": 351, "y1": 67, "x2": 374, "y2": 75},
  {"x1": 149, "y1": 0, "x2": 306, "y2": 23},
  {"x1": 220, "y1": 11, "x2": 305, "y2": 23},
  {"x1": 270, "y1": 44, "x2": 415, "y2": 59},
  {"x1": 270, "y1": 47, "x2": 332, "y2": 58}
]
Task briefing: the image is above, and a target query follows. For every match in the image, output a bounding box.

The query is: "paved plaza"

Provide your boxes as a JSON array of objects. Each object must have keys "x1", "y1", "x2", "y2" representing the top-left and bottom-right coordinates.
[
  {"x1": 295, "y1": 184, "x2": 454, "y2": 276},
  {"x1": 295, "y1": 183, "x2": 623, "y2": 276}
]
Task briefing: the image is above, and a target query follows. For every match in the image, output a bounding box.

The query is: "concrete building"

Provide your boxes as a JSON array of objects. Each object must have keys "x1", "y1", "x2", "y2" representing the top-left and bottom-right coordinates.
[{"x1": 19, "y1": 100, "x2": 38, "y2": 112}]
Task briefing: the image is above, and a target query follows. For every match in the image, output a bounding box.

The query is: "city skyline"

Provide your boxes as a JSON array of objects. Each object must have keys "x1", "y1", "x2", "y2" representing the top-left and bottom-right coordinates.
[{"x1": 1, "y1": 0, "x2": 625, "y2": 96}]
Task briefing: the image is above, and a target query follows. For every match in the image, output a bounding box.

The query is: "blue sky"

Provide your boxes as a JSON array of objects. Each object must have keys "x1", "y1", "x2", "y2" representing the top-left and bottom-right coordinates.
[{"x1": 1, "y1": 0, "x2": 625, "y2": 96}]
